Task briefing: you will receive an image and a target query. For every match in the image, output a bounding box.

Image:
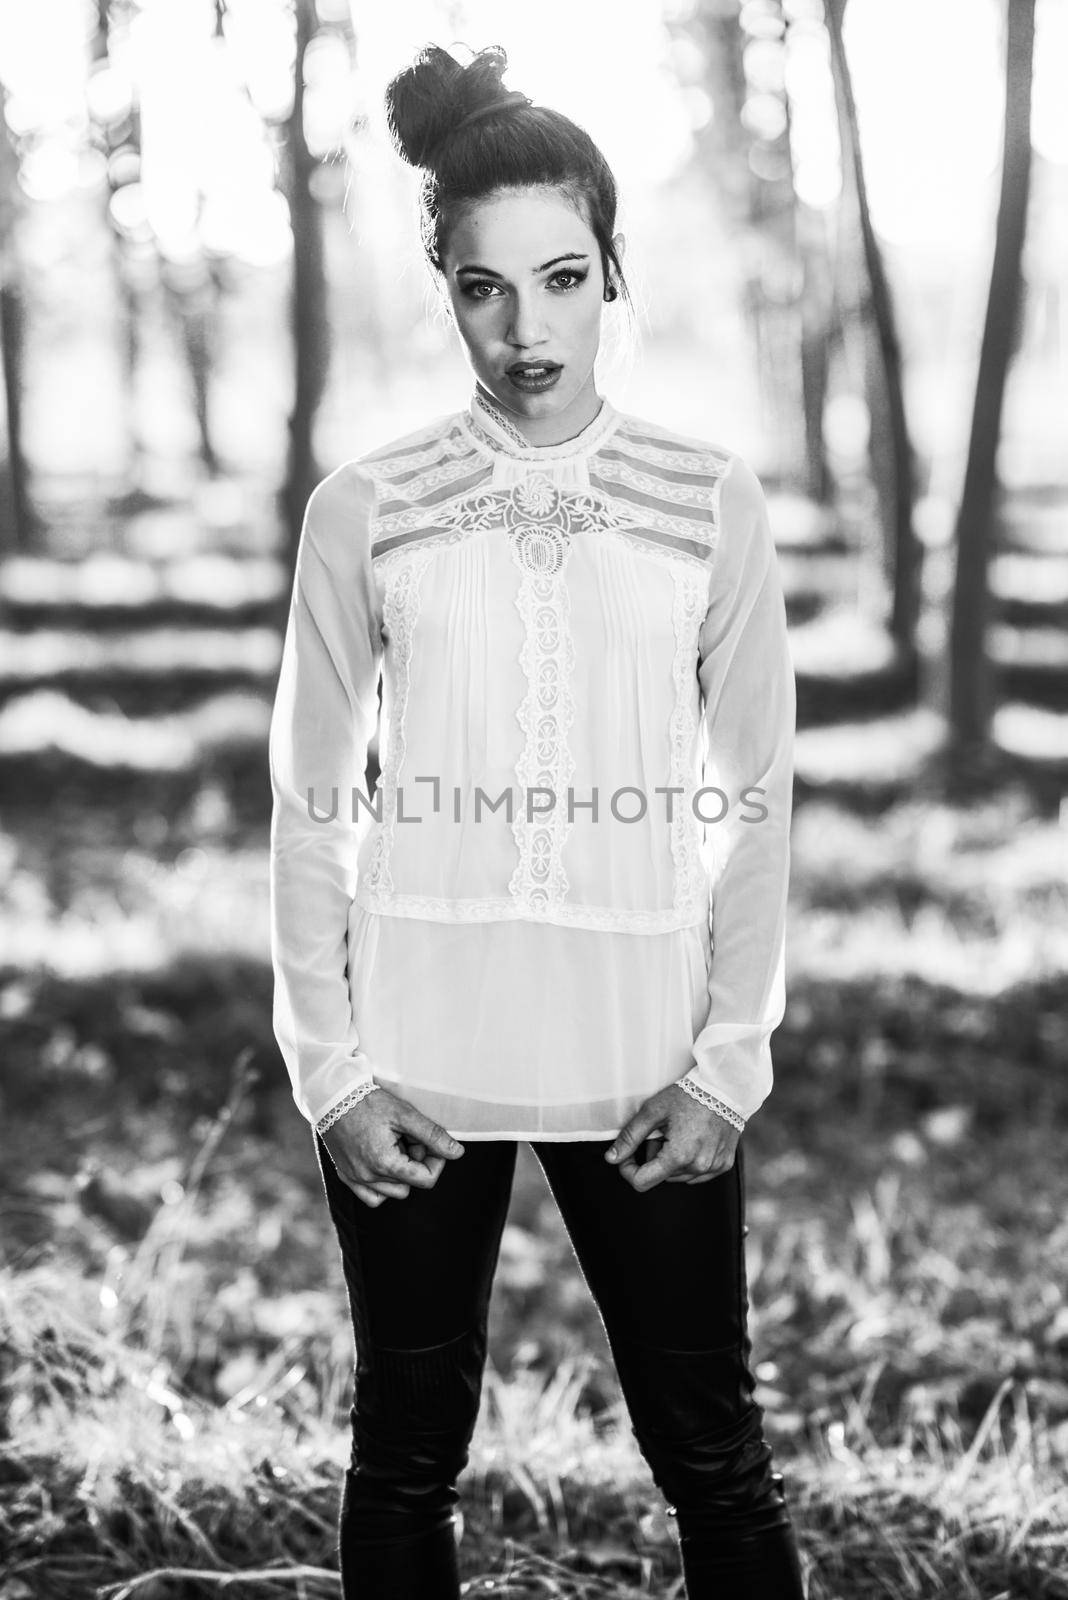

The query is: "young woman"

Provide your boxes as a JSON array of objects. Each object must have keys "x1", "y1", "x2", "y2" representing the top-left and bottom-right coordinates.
[{"x1": 268, "y1": 41, "x2": 804, "y2": 1600}]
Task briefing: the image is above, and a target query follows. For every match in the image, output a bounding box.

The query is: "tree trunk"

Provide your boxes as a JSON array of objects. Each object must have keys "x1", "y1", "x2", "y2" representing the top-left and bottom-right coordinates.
[
  {"x1": 0, "y1": 87, "x2": 34, "y2": 550},
  {"x1": 826, "y1": 0, "x2": 919, "y2": 659},
  {"x1": 678, "y1": 1, "x2": 806, "y2": 483},
  {"x1": 798, "y1": 202, "x2": 834, "y2": 503},
  {"x1": 162, "y1": 257, "x2": 221, "y2": 478},
  {"x1": 947, "y1": 0, "x2": 1035, "y2": 769},
  {"x1": 280, "y1": 0, "x2": 330, "y2": 571}
]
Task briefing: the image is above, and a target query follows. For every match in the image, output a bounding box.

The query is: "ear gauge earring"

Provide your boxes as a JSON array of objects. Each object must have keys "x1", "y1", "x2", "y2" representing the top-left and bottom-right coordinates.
[{"x1": 604, "y1": 283, "x2": 619, "y2": 302}]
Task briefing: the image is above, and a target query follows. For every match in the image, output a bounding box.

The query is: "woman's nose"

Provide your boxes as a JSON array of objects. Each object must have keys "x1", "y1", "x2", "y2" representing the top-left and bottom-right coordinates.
[{"x1": 507, "y1": 292, "x2": 549, "y2": 349}]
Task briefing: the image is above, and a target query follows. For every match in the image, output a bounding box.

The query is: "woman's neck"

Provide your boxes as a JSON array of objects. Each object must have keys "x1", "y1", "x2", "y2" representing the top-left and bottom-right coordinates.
[{"x1": 474, "y1": 381, "x2": 603, "y2": 448}]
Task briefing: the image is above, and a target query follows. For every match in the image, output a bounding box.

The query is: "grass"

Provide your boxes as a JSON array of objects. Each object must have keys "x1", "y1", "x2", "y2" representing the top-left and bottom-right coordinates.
[
  {"x1": 1, "y1": 739, "x2": 1067, "y2": 1596},
  {"x1": 3, "y1": 1160, "x2": 1067, "y2": 1599},
  {"x1": 2, "y1": 1105, "x2": 1066, "y2": 1597}
]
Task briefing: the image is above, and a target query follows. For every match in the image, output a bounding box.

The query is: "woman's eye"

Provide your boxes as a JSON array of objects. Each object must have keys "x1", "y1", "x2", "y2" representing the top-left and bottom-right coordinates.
[{"x1": 460, "y1": 272, "x2": 587, "y2": 299}]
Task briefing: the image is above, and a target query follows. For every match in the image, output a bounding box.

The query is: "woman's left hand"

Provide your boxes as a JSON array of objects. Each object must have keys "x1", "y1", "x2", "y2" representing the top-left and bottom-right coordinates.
[{"x1": 604, "y1": 1085, "x2": 740, "y2": 1191}]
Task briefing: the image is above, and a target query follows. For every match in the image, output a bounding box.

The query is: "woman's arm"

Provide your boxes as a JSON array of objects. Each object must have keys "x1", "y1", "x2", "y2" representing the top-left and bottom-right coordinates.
[
  {"x1": 268, "y1": 464, "x2": 384, "y2": 1130},
  {"x1": 678, "y1": 453, "x2": 796, "y2": 1129}
]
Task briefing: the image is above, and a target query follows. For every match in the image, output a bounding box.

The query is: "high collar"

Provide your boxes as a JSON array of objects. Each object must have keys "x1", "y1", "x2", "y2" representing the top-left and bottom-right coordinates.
[{"x1": 464, "y1": 387, "x2": 619, "y2": 462}]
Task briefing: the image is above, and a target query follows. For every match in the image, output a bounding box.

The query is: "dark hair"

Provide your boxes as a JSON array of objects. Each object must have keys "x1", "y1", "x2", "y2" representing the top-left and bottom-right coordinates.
[{"x1": 384, "y1": 44, "x2": 629, "y2": 306}]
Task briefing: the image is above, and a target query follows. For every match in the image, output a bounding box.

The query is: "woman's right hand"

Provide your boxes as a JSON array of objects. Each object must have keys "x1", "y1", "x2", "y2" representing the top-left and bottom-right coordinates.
[{"x1": 320, "y1": 1088, "x2": 465, "y2": 1207}]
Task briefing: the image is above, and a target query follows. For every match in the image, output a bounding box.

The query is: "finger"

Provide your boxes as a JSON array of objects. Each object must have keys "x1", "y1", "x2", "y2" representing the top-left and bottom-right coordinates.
[
  {"x1": 350, "y1": 1182, "x2": 386, "y2": 1207},
  {"x1": 401, "y1": 1140, "x2": 447, "y2": 1178},
  {"x1": 659, "y1": 1154, "x2": 730, "y2": 1183},
  {"x1": 367, "y1": 1176, "x2": 411, "y2": 1198},
  {"x1": 617, "y1": 1152, "x2": 678, "y2": 1189},
  {"x1": 381, "y1": 1154, "x2": 440, "y2": 1190},
  {"x1": 687, "y1": 1150, "x2": 736, "y2": 1181},
  {"x1": 605, "y1": 1119, "x2": 657, "y2": 1164},
  {"x1": 400, "y1": 1112, "x2": 465, "y2": 1160},
  {"x1": 628, "y1": 1151, "x2": 681, "y2": 1190},
  {"x1": 391, "y1": 1132, "x2": 441, "y2": 1184}
]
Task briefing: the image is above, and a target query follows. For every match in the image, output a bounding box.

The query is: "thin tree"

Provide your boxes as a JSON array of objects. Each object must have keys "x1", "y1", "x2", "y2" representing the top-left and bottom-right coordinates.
[
  {"x1": 672, "y1": 0, "x2": 809, "y2": 485},
  {"x1": 947, "y1": 0, "x2": 1035, "y2": 771},
  {"x1": 0, "y1": 84, "x2": 35, "y2": 549},
  {"x1": 279, "y1": 0, "x2": 331, "y2": 570},
  {"x1": 826, "y1": 0, "x2": 919, "y2": 661}
]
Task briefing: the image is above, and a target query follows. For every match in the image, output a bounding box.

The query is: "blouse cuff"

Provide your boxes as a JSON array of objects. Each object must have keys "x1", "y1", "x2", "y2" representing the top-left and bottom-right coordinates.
[
  {"x1": 314, "y1": 1078, "x2": 381, "y2": 1135},
  {"x1": 674, "y1": 1073, "x2": 747, "y2": 1132}
]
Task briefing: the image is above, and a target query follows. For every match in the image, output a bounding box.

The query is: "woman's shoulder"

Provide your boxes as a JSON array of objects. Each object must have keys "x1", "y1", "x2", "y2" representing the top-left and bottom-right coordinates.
[
  {"x1": 352, "y1": 409, "x2": 471, "y2": 478},
  {"x1": 607, "y1": 408, "x2": 767, "y2": 518},
  {"x1": 306, "y1": 411, "x2": 467, "y2": 523},
  {"x1": 609, "y1": 407, "x2": 738, "y2": 473},
  {"x1": 303, "y1": 409, "x2": 476, "y2": 572}
]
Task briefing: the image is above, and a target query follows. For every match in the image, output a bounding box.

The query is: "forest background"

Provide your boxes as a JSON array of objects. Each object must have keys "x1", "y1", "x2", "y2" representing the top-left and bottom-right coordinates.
[{"x1": 0, "y1": 1, "x2": 1066, "y2": 1596}]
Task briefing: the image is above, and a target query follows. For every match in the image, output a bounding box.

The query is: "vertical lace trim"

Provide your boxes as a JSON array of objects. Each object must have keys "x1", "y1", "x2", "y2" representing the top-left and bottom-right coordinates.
[
  {"x1": 675, "y1": 1075, "x2": 747, "y2": 1131},
  {"x1": 507, "y1": 476, "x2": 578, "y2": 914},
  {"x1": 669, "y1": 568, "x2": 711, "y2": 916},
  {"x1": 363, "y1": 547, "x2": 434, "y2": 899},
  {"x1": 315, "y1": 1079, "x2": 381, "y2": 1134}
]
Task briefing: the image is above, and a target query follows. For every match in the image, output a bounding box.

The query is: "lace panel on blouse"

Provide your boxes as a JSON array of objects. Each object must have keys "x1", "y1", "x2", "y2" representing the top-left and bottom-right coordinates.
[{"x1": 355, "y1": 420, "x2": 730, "y2": 934}]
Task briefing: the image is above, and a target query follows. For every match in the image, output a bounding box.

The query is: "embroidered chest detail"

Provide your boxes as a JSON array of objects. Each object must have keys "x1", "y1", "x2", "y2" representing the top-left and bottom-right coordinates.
[
  {"x1": 447, "y1": 478, "x2": 607, "y2": 550},
  {"x1": 372, "y1": 471, "x2": 615, "y2": 568},
  {"x1": 505, "y1": 474, "x2": 605, "y2": 577}
]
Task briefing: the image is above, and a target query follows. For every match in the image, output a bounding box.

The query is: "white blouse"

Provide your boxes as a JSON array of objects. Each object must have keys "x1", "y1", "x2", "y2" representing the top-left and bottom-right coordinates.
[{"x1": 268, "y1": 390, "x2": 796, "y2": 1141}]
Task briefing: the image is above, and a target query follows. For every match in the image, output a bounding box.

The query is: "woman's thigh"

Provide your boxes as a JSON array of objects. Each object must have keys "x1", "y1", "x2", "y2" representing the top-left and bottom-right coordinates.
[
  {"x1": 530, "y1": 1138, "x2": 749, "y2": 1354},
  {"x1": 313, "y1": 1131, "x2": 519, "y2": 1347}
]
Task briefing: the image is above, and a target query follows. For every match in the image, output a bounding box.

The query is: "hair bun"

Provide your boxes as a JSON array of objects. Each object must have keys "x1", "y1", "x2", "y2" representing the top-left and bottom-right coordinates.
[{"x1": 385, "y1": 44, "x2": 515, "y2": 170}]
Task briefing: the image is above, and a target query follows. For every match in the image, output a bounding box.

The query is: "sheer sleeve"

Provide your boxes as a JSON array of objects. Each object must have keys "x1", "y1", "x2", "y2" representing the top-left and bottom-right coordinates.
[
  {"x1": 268, "y1": 463, "x2": 384, "y2": 1129},
  {"x1": 678, "y1": 454, "x2": 796, "y2": 1128}
]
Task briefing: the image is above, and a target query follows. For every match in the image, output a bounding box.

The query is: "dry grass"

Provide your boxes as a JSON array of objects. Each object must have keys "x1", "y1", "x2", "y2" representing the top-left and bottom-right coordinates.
[
  {"x1": 3, "y1": 1060, "x2": 1067, "y2": 1597},
  {"x1": 2, "y1": 764, "x2": 1067, "y2": 1597},
  {"x1": 2, "y1": 1246, "x2": 1066, "y2": 1598}
]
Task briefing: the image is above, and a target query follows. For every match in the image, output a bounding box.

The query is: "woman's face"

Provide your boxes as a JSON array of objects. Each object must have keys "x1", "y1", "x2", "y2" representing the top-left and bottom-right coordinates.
[{"x1": 440, "y1": 185, "x2": 621, "y2": 446}]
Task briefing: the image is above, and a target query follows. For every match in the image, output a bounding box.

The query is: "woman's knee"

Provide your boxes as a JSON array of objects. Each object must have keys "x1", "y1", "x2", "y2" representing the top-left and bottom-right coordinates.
[
  {"x1": 349, "y1": 1323, "x2": 488, "y2": 1496},
  {"x1": 607, "y1": 1333, "x2": 788, "y2": 1530},
  {"x1": 638, "y1": 1401, "x2": 790, "y2": 1535}
]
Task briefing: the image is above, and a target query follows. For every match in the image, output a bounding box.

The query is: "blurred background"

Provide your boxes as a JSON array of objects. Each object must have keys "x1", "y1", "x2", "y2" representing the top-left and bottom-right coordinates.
[{"x1": 0, "y1": 1, "x2": 1066, "y2": 1596}]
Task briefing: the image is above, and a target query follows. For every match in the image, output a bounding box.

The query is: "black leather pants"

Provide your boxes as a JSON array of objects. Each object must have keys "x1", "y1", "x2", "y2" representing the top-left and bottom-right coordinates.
[{"x1": 313, "y1": 1129, "x2": 805, "y2": 1599}]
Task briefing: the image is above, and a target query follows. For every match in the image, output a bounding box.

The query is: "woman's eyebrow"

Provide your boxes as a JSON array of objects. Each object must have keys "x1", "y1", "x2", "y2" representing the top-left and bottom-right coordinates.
[{"x1": 455, "y1": 252, "x2": 591, "y2": 277}]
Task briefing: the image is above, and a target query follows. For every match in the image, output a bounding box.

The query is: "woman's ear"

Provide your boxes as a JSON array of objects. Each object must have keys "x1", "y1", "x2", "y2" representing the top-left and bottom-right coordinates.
[
  {"x1": 603, "y1": 234, "x2": 627, "y2": 302},
  {"x1": 603, "y1": 233, "x2": 627, "y2": 301}
]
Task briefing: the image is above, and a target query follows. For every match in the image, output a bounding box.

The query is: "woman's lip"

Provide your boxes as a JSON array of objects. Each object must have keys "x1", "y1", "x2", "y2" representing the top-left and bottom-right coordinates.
[
  {"x1": 507, "y1": 362, "x2": 561, "y2": 374},
  {"x1": 506, "y1": 366, "x2": 563, "y2": 392}
]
